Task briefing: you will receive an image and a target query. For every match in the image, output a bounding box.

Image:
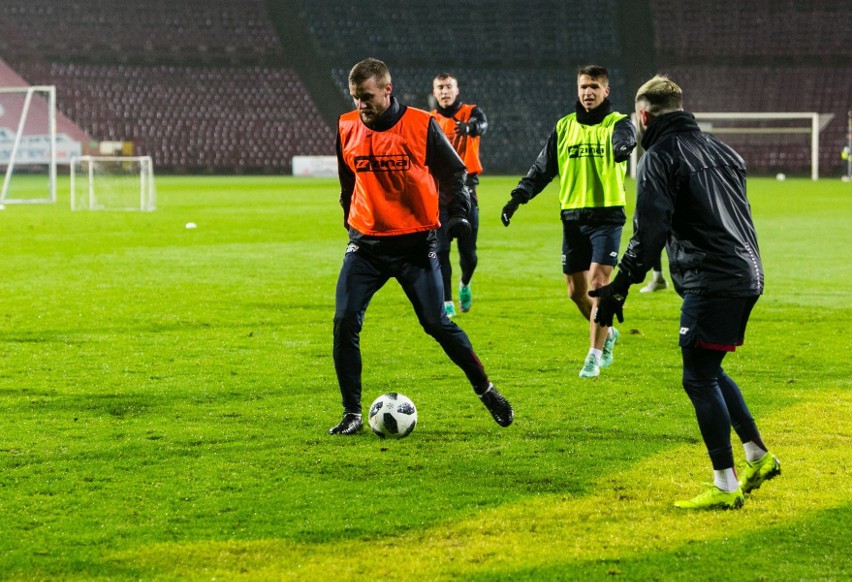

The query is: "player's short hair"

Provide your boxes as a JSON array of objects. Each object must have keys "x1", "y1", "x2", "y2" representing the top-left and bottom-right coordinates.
[
  {"x1": 433, "y1": 72, "x2": 457, "y2": 83},
  {"x1": 635, "y1": 75, "x2": 683, "y2": 116},
  {"x1": 577, "y1": 65, "x2": 609, "y2": 84},
  {"x1": 349, "y1": 58, "x2": 391, "y2": 88}
]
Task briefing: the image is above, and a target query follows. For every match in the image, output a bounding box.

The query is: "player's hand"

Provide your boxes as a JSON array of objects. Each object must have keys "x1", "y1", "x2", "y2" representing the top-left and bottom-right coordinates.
[
  {"x1": 589, "y1": 272, "x2": 630, "y2": 327},
  {"x1": 501, "y1": 198, "x2": 520, "y2": 227},
  {"x1": 454, "y1": 120, "x2": 471, "y2": 136},
  {"x1": 446, "y1": 216, "x2": 472, "y2": 240},
  {"x1": 614, "y1": 143, "x2": 634, "y2": 163}
]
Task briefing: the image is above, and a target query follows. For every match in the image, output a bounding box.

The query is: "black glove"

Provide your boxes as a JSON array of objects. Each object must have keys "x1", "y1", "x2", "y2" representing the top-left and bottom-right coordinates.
[
  {"x1": 445, "y1": 216, "x2": 472, "y2": 240},
  {"x1": 613, "y1": 143, "x2": 634, "y2": 163},
  {"x1": 501, "y1": 192, "x2": 524, "y2": 227},
  {"x1": 589, "y1": 271, "x2": 631, "y2": 327},
  {"x1": 454, "y1": 120, "x2": 471, "y2": 136}
]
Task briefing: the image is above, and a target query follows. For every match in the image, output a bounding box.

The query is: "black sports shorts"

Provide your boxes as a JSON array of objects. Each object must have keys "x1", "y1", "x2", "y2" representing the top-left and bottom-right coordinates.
[
  {"x1": 679, "y1": 295, "x2": 760, "y2": 351},
  {"x1": 561, "y1": 221, "x2": 621, "y2": 275}
]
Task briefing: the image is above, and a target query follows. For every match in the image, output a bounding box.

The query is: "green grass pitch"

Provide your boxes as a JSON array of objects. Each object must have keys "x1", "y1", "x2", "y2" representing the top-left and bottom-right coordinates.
[{"x1": 1, "y1": 175, "x2": 849, "y2": 580}]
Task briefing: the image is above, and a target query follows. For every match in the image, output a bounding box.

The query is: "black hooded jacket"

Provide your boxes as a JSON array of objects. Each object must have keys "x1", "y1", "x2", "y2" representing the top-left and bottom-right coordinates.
[{"x1": 618, "y1": 111, "x2": 764, "y2": 297}]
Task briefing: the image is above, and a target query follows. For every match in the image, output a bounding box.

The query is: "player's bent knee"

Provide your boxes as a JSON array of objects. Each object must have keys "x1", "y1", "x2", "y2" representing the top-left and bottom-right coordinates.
[
  {"x1": 333, "y1": 314, "x2": 363, "y2": 338},
  {"x1": 420, "y1": 316, "x2": 453, "y2": 338}
]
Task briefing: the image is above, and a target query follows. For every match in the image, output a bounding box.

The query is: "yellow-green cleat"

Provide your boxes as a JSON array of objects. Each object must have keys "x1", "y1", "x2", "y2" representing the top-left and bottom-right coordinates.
[
  {"x1": 739, "y1": 453, "x2": 781, "y2": 494},
  {"x1": 674, "y1": 484, "x2": 745, "y2": 510}
]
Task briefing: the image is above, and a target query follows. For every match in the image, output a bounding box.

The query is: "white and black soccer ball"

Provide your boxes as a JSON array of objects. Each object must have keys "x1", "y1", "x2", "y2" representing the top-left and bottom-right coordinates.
[{"x1": 368, "y1": 392, "x2": 417, "y2": 439}]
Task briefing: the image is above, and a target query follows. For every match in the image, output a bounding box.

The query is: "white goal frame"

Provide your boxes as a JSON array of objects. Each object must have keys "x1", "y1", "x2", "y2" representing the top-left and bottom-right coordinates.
[
  {"x1": 0, "y1": 85, "x2": 57, "y2": 204},
  {"x1": 630, "y1": 112, "x2": 834, "y2": 181},
  {"x1": 70, "y1": 155, "x2": 156, "y2": 212}
]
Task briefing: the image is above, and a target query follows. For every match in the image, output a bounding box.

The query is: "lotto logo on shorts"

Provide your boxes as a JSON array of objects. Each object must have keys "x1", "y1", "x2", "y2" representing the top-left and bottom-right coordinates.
[
  {"x1": 428, "y1": 251, "x2": 437, "y2": 259},
  {"x1": 680, "y1": 327, "x2": 690, "y2": 335},
  {"x1": 346, "y1": 243, "x2": 359, "y2": 254}
]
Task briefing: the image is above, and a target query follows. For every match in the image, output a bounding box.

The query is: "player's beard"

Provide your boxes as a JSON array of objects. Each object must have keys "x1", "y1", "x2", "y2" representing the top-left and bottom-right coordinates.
[{"x1": 359, "y1": 101, "x2": 389, "y2": 125}]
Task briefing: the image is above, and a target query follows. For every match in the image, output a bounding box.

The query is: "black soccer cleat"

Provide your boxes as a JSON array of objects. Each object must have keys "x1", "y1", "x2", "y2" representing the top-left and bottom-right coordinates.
[
  {"x1": 479, "y1": 384, "x2": 514, "y2": 427},
  {"x1": 328, "y1": 412, "x2": 363, "y2": 435}
]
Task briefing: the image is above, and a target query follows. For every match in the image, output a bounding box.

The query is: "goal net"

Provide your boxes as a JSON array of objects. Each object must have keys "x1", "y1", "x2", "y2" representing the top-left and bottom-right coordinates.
[
  {"x1": 630, "y1": 112, "x2": 834, "y2": 180},
  {"x1": 70, "y1": 155, "x2": 156, "y2": 211},
  {"x1": 0, "y1": 85, "x2": 61, "y2": 204}
]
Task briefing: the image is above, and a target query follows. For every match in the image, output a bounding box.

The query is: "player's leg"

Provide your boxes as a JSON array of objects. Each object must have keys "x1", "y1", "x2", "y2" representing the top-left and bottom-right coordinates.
[
  {"x1": 396, "y1": 240, "x2": 512, "y2": 427},
  {"x1": 457, "y1": 201, "x2": 479, "y2": 312},
  {"x1": 717, "y1": 368, "x2": 780, "y2": 492},
  {"x1": 566, "y1": 266, "x2": 603, "y2": 379},
  {"x1": 681, "y1": 345, "x2": 736, "y2": 475},
  {"x1": 436, "y1": 208, "x2": 456, "y2": 318},
  {"x1": 330, "y1": 245, "x2": 388, "y2": 434},
  {"x1": 563, "y1": 223, "x2": 598, "y2": 378},
  {"x1": 587, "y1": 224, "x2": 622, "y2": 369},
  {"x1": 716, "y1": 296, "x2": 780, "y2": 492},
  {"x1": 562, "y1": 220, "x2": 593, "y2": 319},
  {"x1": 640, "y1": 254, "x2": 667, "y2": 292},
  {"x1": 675, "y1": 344, "x2": 744, "y2": 509},
  {"x1": 675, "y1": 295, "x2": 744, "y2": 508},
  {"x1": 586, "y1": 262, "x2": 615, "y2": 374},
  {"x1": 588, "y1": 262, "x2": 614, "y2": 350}
]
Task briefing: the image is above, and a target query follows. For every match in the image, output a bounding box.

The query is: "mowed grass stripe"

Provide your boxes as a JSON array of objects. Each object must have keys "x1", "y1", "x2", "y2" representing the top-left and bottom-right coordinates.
[{"x1": 107, "y1": 390, "x2": 850, "y2": 580}]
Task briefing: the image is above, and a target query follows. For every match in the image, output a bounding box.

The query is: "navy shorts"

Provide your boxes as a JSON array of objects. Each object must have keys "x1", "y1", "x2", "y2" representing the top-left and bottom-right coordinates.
[
  {"x1": 679, "y1": 295, "x2": 760, "y2": 351},
  {"x1": 561, "y1": 221, "x2": 622, "y2": 275}
]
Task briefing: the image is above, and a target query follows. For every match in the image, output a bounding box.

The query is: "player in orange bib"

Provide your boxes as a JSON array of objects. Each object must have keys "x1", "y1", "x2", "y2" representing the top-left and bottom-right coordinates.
[
  {"x1": 329, "y1": 58, "x2": 513, "y2": 436},
  {"x1": 431, "y1": 73, "x2": 488, "y2": 317}
]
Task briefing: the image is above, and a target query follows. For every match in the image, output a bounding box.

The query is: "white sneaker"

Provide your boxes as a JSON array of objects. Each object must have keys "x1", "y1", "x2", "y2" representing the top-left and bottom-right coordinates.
[
  {"x1": 578, "y1": 354, "x2": 600, "y2": 378},
  {"x1": 639, "y1": 278, "x2": 667, "y2": 293}
]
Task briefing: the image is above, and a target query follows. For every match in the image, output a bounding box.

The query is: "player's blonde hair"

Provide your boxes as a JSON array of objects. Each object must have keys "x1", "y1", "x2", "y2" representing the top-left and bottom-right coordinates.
[{"x1": 635, "y1": 75, "x2": 683, "y2": 116}]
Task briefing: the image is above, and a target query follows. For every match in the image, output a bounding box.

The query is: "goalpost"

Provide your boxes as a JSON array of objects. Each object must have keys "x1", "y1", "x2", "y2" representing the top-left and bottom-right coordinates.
[
  {"x1": 630, "y1": 112, "x2": 834, "y2": 180},
  {"x1": 70, "y1": 155, "x2": 156, "y2": 211},
  {"x1": 0, "y1": 85, "x2": 58, "y2": 204}
]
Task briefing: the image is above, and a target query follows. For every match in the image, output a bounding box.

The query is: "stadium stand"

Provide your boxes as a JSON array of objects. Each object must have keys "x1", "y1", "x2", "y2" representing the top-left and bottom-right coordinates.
[
  {"x1": 0, "y1": 0, "x2": 333, "y2": 173},
  {"x1": 649, "y1": 0, "x2": 851, "y2": 175},
  {"x1": 0, "y1": 0, "x2": 846, "y2": 175},
  {"x1": 0, "y1": 57, "x2": 94, "y2": 146},
  {"x1": 0, "y1": 0, "x2": 284, "y2": 65},
  {"x1": 21, "y1": 61, "x2": 334, "y2": 171},
  {"x1": 304, "y1": 0, "x2": 625, "y2": 175}
]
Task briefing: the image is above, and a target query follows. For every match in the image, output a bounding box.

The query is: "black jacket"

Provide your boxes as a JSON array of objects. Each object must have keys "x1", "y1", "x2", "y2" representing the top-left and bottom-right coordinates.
[{"x1": 619, "y1": 111, "x2": 764, "y2": 297}]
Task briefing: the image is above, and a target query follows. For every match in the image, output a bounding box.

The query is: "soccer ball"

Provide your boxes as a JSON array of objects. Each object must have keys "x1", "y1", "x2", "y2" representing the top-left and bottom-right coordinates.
[{"x1": 368, "y1": 393, "x2": 417, "y2": 439}]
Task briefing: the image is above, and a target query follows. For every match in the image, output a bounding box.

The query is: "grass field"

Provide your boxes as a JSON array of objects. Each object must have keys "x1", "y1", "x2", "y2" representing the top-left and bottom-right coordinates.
[{"x1": 1, "y1": 175, "x2": 850, "y2": 580}]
